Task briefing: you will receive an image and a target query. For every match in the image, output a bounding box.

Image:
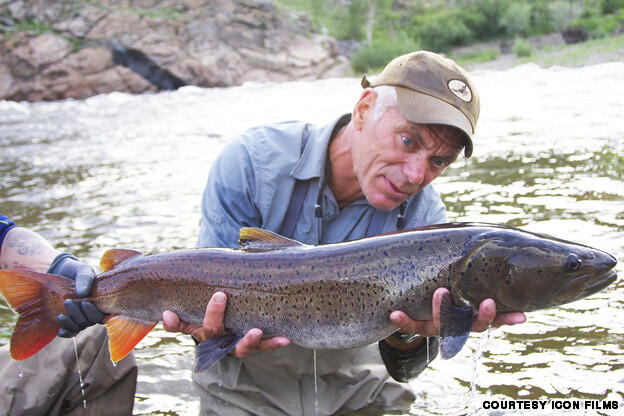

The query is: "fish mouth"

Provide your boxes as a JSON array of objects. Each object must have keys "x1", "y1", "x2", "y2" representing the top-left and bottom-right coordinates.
[
  {"x1": 583, "y1": 269, "x2": 617, "y2": 294},
  {"x1": 555, "y1": 269, "x2": 617, "y2": 304}
]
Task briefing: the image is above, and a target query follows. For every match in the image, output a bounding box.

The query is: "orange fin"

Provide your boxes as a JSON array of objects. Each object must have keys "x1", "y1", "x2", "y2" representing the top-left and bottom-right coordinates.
[
  {"x1": 104, "y1": 315, "x2": 156, "y2": 362},
  {"x1": 100, "y1": 249, "x2": 143, "y2": 272},
  {"x1": 0, "y1": 270, "x2": 72, "y2": 360},
  {"x1": 238, "y1": 227, "x2": 306, "y2": 252}
]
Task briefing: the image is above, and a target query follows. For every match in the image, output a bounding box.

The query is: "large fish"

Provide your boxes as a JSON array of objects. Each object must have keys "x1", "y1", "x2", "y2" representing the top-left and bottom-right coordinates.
[{"x1": 0, "y1": 223, "x2": 617, "y2": 371}]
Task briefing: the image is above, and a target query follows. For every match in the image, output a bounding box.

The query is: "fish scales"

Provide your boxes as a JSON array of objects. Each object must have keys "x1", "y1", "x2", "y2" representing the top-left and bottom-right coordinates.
[
  {"x1": 88, "y1": 227, "x2": 474, "y2": 349},
  {"x1": 0, "y1": 223, "x2": 616, "y2": 365}
]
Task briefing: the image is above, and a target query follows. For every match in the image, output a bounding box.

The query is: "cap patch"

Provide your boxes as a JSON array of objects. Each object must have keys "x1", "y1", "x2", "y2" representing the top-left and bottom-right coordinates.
[{"x1": 448, "y1": 79, "x2": 472, "y2": 103}]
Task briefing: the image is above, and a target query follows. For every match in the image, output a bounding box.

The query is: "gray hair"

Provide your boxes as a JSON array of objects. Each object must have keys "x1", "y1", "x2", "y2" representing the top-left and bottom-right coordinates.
[{"x1": 371, "y1": 85, "x2": 398, "y2": 123}]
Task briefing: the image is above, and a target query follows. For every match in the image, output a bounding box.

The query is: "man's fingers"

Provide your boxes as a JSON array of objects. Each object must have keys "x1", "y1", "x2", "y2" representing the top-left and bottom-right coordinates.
[
  {"x1": 81, "y1": 301, "x2": 106, "y2": 324},
  {"x1": 472, "y1": 299, "x2": 496, "y2": 332},
  {"x1": 233, "y1": 329, "x2": 291, "y2": 357},
  {"x1": 492, "y1": 312, "x2": 527, "y2": 328},
  {"x1": 162, "y1": 310, "x2": 182, "y2": 332},
  {"x1": 234, "y1": 328, "x2": 263, "y2": 358},
  {"x1": 431, "y1": 287, "x2": 449, "y2": 333},
  {"x1": 57, "y1": 313, "x2": 80, "y2": 332},
  {"x1": 255, "y1": 337, "x2": 291, "y2": 351},
  {"x1": 74, "y1": 266, "x2": 96, "y2": 298},
  {"x1": 203, "y1": 292, "x2": 227, "y2": 337},
  {"x1": 389, "y1": 310, "x2": 436, "y2": 337}
]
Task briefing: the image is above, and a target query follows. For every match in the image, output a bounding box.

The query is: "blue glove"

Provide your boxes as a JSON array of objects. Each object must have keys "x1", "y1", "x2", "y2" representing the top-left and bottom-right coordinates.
[{"x1": 48, "y1": 253, "x2": 106, "y2": 338}]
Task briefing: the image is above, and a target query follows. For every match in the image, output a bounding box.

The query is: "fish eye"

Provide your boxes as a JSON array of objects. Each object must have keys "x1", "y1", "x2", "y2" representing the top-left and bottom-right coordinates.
[{"x1": 564, "y1": 254, "x2": 582, "y2": 272}]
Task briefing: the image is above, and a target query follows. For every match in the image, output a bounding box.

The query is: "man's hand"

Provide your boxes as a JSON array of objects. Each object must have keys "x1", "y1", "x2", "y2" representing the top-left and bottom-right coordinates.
[
  {"x1": 389, "y1": 287, "x2": 527, "y2": 340},
  {"x1": 51, "y1": 253, "x2": 106, "y2": 338},
  {"x1": 162, "y1": 291, "x2": 290, "y2": 358}
]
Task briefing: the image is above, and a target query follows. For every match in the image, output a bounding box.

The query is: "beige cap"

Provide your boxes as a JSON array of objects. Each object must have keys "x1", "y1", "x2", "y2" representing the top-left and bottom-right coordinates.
[{"x1": 361, "y1": 51, "x2": 480, "y2": 157}]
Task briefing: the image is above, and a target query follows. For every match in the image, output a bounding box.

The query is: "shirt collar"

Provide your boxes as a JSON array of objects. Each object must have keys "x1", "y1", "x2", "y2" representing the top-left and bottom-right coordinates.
[{"x1": 290, "y1": 114, "x2": 351, "y2": 181}]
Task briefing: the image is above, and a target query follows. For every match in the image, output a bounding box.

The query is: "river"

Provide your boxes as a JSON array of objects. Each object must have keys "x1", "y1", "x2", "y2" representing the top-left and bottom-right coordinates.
[{"x1": 1, "y1": 62, "x2": 623, "y2": 415}]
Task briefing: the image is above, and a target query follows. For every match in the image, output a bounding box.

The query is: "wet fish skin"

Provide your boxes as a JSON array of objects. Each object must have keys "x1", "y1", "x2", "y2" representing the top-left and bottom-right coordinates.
[{"x1": 0, "y1": 223, "x2": 617, "y2": 368}]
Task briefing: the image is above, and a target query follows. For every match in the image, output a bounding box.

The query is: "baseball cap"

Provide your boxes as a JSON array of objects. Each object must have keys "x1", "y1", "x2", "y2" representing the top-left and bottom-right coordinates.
[{"x1": 361, "y1": 51, "x2": 480, "y2": 157}]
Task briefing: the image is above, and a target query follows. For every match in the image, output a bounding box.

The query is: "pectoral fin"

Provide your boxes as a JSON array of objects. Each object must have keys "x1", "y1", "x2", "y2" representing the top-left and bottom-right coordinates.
[
  {"x1": 195, "y1": 332, "x2": 243, "y2": 372},
  {"x1": 104, "y1": 315, "x2": 157, "y2": 362},
  {"x1": 439, "y1": 291, "x2": 473, "y2": 359}
]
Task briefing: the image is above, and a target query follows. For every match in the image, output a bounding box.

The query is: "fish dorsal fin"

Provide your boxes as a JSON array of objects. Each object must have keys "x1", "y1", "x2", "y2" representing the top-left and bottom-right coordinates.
[
  {"x1": 104, "y1": 315, "x2": 157, "y2": 362},
  {"x1": 238, "y1": 227, "x2": 305, "y2": 252},
  {"x1": 100, "y1": 249, "x2": 144, "y2": 272}
]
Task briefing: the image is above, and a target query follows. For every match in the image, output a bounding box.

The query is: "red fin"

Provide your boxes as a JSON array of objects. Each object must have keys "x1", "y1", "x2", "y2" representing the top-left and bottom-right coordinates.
[
  {"x1": 100, "y1": 249, "x2": 143, "y2": 272},
  {"x1": 104, "y1": 315, "x2": 156, "y2": 362},
  {"x1": 0, "y1": 270, "x2": 73, "y2": 360}
]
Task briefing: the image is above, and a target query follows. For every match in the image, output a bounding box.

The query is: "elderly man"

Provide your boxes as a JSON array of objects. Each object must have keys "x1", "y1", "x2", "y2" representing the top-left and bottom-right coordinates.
[{"x1": 163, "y1": 51, "x2": 526, "y2": 415}]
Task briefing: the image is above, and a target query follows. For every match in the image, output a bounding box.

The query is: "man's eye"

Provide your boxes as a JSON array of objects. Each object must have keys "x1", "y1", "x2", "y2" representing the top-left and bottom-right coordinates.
[
  {"x1": 402, "y1": 136, "x2": 413, "y2": 147},
  {"x1": 433, "y1": 158, "x2": 447, "y2": 168}
]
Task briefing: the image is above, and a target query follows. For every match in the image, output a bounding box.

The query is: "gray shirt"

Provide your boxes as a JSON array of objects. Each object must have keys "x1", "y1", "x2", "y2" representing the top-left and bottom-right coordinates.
[
  {"x1": 194, "y1": 115, "x2": 447, "y2": 415},
  {"x1": 198, "y1": 114, "x2": 446, "y2": 248}
]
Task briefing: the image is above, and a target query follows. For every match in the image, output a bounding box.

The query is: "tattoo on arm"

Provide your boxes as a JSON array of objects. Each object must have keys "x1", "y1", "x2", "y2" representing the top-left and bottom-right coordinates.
[{"x1": 6, "y1": 232, "x2": 49, "y2": 257}]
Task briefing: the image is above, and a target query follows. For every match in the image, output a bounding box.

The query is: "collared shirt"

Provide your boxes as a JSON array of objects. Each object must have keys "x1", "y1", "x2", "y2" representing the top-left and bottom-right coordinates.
[
  {"x1": 198, "y1": 114, "x2": 446, "y2": 249},
  {"x1": 193, "y1": 115, "x2": 449, "y2": 415}
]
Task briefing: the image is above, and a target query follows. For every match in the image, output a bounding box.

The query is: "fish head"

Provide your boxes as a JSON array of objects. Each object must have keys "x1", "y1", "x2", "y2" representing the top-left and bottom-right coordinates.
[{"x1": 450, "y1": 228, "x2": 617, "y2": 313}]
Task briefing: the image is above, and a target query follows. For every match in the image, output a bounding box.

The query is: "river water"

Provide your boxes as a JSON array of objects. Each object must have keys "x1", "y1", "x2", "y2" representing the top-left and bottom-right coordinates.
[{"x1": 0, "y1": 62, "x2": 623, "y2": 415}]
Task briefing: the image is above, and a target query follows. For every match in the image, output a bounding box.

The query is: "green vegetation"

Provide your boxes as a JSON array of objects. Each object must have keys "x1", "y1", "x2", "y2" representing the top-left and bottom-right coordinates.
[
  {"x1": 512, "y1": 37, "x2": 535, "y2": 57},
  {"x1": 451, "y1": 47, "x2": 500, "y2": 67},
  {"x1": 513, "y1": 33, "x2": 624, "y2": 67},
  {"x1": 275, "y1": 0, "x2": 624, "y2": 72},
  {"x1": 571, "y1": 8, "x2": 624, "y2": 39},
  {"x1": 351, "y1": 33, "x2": 419, "y2": 72}
]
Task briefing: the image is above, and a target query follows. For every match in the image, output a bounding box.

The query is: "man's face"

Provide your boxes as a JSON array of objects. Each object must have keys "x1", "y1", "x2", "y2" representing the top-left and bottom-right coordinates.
[{"x1": 352, "y1": 104, "x2": 463, "y2": 211}]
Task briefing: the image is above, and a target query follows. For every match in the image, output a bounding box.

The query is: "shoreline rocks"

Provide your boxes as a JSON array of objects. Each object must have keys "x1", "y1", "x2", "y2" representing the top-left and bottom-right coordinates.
[{"x1": 0, "y1": 0, "x2": 350, "y2": 101}]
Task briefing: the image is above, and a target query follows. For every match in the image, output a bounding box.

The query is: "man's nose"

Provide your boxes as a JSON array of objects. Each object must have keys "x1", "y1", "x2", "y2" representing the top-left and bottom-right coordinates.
[{"x1": 403, "y1": 154, "x2": 426, "y2": 185}]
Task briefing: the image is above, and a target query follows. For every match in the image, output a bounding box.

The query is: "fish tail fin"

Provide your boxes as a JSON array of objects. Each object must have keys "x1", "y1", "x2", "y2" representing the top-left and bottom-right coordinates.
[
  {"x1": 104, "y1": 315, "x2": 156, "y2": 362},
  {"x1": 0, "y1": 270, "x2": 73, "y2": 360}
]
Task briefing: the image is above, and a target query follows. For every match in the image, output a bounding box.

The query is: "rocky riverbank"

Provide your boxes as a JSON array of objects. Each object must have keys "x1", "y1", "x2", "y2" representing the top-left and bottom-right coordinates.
[{"x1": 0, "y1": 0, "x2": 350, "y2": 101}]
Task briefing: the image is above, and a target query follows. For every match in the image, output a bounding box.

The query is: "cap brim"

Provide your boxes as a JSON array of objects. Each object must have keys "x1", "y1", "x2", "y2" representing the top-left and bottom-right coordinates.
[{"x1": 396, "y1": 87, "x2": 474, "y2": 157}]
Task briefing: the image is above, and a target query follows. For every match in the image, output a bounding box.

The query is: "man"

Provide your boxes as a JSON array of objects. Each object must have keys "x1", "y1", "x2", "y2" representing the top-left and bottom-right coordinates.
[
  {"x1": 163, "y1": 51, "x2": 526, "y2": 414},
  {"x1": 0, "y1": 215, "x2": 137, "y2": 415}
]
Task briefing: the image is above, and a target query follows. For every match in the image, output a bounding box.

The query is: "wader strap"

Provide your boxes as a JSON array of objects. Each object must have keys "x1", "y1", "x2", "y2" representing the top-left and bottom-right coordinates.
[
  {"x1": 366, "y1": 209, "x2": 387, "y2": 237},
  {"x1": 279, "y1": 180, "x2": 311, "y2": 238},
  {"x1": 279, "y1": 132, "x2": 311, "y2": 239}
]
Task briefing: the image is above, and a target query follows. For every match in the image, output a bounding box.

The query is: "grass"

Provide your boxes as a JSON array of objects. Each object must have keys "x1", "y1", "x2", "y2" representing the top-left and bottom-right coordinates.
[
  {"x1": 454, "y1": 33, "x2": 624, "y2": 70},
  {"x1": 518, "y1": 33, "x2": 624, "y2": 67},
  {"x1": 452, "y1": 47, "x2": 501, "y2": 67}
]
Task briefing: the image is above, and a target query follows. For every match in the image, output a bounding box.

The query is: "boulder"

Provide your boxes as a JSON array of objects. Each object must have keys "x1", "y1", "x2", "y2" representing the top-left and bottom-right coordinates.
[{"x1": 0, "y1": 0, "x2": 348, "y2": 101}]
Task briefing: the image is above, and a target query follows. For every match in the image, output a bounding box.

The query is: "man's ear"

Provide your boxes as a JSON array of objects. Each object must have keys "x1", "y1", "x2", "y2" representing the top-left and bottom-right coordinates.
[{"x1": 352, "y1": 89, "x2": 376, "y2": 131}]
